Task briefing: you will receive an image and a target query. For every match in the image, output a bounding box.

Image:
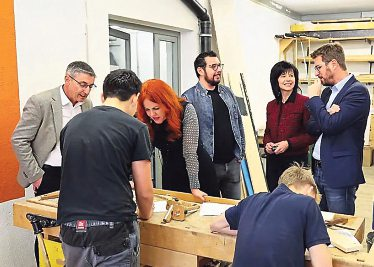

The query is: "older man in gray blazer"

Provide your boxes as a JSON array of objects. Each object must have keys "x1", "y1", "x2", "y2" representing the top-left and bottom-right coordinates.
[{"x1": 11, "y1": 61, "x2": 95, "y2": 196}]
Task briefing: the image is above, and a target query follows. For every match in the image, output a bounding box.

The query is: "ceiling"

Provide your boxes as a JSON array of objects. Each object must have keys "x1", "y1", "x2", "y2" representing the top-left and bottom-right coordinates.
[{"x1": 274, "y1": 0, "x2": 374, "y2": 16}]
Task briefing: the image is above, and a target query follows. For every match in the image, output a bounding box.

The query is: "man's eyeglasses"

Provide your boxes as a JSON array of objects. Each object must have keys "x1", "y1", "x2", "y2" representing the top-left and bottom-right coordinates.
[
  {"x1": 314, "y1": 65, "x2": 323, "y2": 73},
  {"x1": 206, "y1": 63, "x2": 223, "y2": 71},
  {"x1": 68, "y1": 75, "x2": 96, "y2": 89},
  {"x1": 314, "y1": 60, "x2": 331, "y2": 73}
]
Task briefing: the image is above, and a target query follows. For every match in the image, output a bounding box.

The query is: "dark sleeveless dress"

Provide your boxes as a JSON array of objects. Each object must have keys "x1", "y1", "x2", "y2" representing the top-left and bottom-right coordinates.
[{"x1": 153, "y1": 105, "x2": 220, "y2": 197}]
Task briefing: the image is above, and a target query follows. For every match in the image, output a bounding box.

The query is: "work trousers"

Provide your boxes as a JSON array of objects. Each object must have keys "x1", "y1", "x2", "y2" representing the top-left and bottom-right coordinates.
[
  {"x1": 61, "y1": 221, "x2": 139, "y2": 267},
  {"x1": 266, "y1": 154, "x2": 308, "y2": 192},
  {"x1": 214, "y1": 158, "x2": 241, "y2": 200}
]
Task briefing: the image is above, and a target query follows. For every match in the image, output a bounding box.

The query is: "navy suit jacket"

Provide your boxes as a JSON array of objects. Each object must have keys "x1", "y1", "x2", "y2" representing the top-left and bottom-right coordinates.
[{"x1": 306, "y1": 75, "x2": 370, "y2": 188}]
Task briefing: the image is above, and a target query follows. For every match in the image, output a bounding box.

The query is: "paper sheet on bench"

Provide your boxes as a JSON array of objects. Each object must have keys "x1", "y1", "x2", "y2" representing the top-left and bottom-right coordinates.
[
  {"x1": 200, "y1": 202, "x2": 234, "y2": 216},
  {"x1": 321, "y1": 211, "x2": 335, "y2": 221},
  {"x1": 153, "y1": 201, "x2": 167, "y2": 213}
]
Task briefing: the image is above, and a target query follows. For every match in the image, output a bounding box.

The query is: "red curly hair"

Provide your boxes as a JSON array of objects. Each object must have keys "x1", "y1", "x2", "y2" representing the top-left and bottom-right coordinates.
[{"x1": 137, "y1": 79, "x2": 185, "y2": 142}]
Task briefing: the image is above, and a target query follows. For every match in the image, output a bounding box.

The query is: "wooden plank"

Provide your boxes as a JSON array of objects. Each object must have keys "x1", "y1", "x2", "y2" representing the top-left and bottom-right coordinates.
[
  {"x1": 140, "y1": 244, "x2": 198, "y2": 267},
  {"x1": 153, "y1": 188, "x2": 239, "y2": 205},
  {"x1": 300, "y1": 75, "x2": 374, "y2": 84},
  {"x1": 298, "y1": 55, "x2": 374, "y2": 63},
  {"x1": 210, "y1": 0, "x2": 268, "y2": 194},
  {"x1": 311, "y1": 18, "x2": 374, "y2": 24},
  {"x1": 227, "y1": 73, "x2": 268, "y2": 193},
  {"x1": 327, "y1": 228, "x2": 363, "y2": 253},
  {"x1": 291, "y1": 22, "x2": 374, "y2": 32},
  {"x1": 278, "y1": 38, "x2": 294, "y2": 60},
  {"x1": 297, "y1": 36, "x2": 374, "y2": 42}
]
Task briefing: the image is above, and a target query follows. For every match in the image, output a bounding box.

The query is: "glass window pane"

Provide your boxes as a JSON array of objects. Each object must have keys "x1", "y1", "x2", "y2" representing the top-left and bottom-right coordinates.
[{"x1": 159, "y1": 41, "x2": 174, "y2": 86}]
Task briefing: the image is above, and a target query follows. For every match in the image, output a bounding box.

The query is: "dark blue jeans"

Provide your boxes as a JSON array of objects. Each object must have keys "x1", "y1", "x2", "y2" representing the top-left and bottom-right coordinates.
[{"x1": 314, "y1": 165, "x2": 357, "y2": 215}]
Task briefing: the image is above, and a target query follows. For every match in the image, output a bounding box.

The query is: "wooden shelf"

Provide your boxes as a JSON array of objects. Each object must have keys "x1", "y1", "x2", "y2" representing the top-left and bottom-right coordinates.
[
  {"x1": 291, "y1": 22, "x2": 374, "y2": 32},
  {"x1": 296, "y1": 36, "x2": 374, "y2": 42},
  {"x1": 298, "y1": 55, "x2": 374, "y2": 63},
  {"x1": 357, "y1": 74, "x2": 374, "y2": 83},
  {"x1": 300, "y1": 74, "x2": 374, "y2": 84}
]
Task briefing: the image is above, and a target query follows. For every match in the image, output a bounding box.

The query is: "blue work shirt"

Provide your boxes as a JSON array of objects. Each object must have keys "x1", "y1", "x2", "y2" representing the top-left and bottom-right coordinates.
[{"x1": 225, "y1": 184, "x2": 330, "y2": 267}]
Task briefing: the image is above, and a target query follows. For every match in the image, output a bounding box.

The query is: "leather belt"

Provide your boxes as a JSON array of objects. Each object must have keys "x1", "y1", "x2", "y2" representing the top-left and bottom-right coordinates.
[{"x1": 63, "y1": 220, "x2": 124, "y2": 228}]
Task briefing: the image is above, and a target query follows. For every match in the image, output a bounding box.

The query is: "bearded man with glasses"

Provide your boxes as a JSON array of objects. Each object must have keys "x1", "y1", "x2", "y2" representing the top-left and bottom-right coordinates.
[
  {"x1": 183, "y1": 51, "x2": 245, "y2": 200},
  {"x1": 306, "y1": 43, "x2": 370, "y2": 215},
  {"x1": 11, "y1": 61, "x2": 95, "y2": 266}
]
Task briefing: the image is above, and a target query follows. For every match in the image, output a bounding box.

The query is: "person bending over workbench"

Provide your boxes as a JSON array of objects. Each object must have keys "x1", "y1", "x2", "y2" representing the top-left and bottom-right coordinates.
[
  {"x1": 57, "y1": 69, "x2": 153, "y2": 267},
  {"x1": 210, "y1": 164, "x2": 332, "y2": 267},
  {"x1": 137, "y1": 79, "x2": 219, "y2": 201}
]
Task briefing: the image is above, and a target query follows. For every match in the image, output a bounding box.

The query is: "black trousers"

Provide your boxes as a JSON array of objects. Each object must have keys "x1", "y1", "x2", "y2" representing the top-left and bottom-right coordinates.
[
  {"x1": 266, "y1": 154, "x2": 308, "y2": 192},
  {"x1": 34, "y1": 164, "x2": 61, "y2": 267},
  {"x1": 34, "y1": 164, "x2": 61, "y2": 197}
]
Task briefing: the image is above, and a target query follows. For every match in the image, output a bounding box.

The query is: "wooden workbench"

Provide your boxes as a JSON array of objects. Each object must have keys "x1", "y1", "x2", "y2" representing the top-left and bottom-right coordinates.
[{"x1": 13, "y1": 189, "x2": 374, "y2": 267}]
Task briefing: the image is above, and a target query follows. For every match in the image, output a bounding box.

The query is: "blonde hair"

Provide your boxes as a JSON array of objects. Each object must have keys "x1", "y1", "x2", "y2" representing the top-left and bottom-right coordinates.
[{"x1": 278, "y1": 163, "x2": 321, "y2": 203}]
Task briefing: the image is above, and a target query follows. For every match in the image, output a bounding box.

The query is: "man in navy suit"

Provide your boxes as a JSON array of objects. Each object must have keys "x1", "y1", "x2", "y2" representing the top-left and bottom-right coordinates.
[{"x1": 306, "y1": 43, "x2": 370, "y2": 215}]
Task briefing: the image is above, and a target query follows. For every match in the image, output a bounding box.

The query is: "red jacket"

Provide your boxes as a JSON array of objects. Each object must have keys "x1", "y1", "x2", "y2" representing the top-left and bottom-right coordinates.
[{"x1": 263, "y1": 93, "x2": 317, "y2": 157}]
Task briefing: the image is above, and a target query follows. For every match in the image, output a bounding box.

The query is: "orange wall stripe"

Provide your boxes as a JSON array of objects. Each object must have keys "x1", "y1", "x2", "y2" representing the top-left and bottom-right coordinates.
[{"x1": 0, "y1": 0, "x2": 24, "y2": 202}]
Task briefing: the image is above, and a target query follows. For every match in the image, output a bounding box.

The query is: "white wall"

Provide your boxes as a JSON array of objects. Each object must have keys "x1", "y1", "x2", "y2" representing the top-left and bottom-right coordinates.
[{"x1": 236, "y1": 0, "x2": 297, "y2": 131}]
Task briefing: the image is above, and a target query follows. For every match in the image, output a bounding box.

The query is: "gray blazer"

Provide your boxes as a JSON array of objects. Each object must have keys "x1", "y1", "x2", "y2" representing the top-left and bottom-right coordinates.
[{"x1": 11, "y1": 87, "x2": 92, "y2": 188}]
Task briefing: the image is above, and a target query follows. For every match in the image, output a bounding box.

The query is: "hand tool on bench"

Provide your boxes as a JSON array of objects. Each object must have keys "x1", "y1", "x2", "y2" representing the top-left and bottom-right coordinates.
[
  {"x1": 326, "y1": 217, "x2": 355, "y2": 230},
  {"x1": 161, "y1": 197, "x2": 200, "y2": 223}
]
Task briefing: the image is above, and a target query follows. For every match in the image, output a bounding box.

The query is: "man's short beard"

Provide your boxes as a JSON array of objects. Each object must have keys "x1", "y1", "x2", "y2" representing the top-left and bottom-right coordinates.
[
  {"x1": 205, "y1": 73, "x2": 220, "y2": 87},
  {"x1": 207, "y1": 79, "x2": 220, "y2": 86}
]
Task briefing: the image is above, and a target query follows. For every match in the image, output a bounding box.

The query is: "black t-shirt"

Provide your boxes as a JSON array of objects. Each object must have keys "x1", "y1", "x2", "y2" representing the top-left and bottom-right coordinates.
[
  {"x1": 207, "y1": 87, "x2": 235, "y2": 163},
  {"x1": 57, "y1": 106, "x2": 152, "y2": 224},
  {"x1": 225, "y1": 184, "x2": 330, "y2": 267}
]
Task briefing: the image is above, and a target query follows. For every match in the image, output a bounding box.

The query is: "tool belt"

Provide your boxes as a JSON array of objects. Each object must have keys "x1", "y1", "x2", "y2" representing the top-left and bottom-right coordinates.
[{"x1": 60, "y1": 220, "x2": 136, "y2": 256}]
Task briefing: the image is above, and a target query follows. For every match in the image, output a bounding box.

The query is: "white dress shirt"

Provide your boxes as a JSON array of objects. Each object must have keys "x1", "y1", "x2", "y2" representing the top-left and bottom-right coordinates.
[{"x1": 44, "y1": 86, "x2": 83, "y2": 166}]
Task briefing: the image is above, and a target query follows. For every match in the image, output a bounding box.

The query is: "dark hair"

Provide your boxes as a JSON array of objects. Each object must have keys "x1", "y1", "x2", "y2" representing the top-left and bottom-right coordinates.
[
  {"x1": 310, "y1": 43, "x2": 347, "y2": 71},
  {"x1": 66, "y1": 61, "x2": 96, "y2": 77},
  {"x1": 103, "y1": 69, "x2": 142, "y2": 101},
  {"x1": 194, "y1": 50, "x2": 218, "y2": 77},
  {"x1": 270, "y1": 61, "x2": 299, "y2": 100}
]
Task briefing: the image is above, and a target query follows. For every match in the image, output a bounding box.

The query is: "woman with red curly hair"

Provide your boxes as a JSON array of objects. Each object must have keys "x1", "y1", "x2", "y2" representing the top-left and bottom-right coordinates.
[{"x1": 137, "y1": 79, "x2": 219, "y2": 200}]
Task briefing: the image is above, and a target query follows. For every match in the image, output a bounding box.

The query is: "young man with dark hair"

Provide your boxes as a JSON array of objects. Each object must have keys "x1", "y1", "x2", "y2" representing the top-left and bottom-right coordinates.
[
  {"x1": 210, "y1": 164, "x2": 332, "y2": 267},
  {"x1": 183, "y1": 51, "x2": 245, "y2": 200},
  {"x1": 57, "y1": 69, "x2": 153, "y2": 266}
]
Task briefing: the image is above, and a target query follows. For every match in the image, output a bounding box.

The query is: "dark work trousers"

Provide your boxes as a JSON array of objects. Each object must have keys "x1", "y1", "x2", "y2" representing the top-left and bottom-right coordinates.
[
  {"x1": 266, "y1": 154, "x2": 308, "y2": 192},
  {"x1": 34, "y1": 165, "x2": 61, "y2": 267}
]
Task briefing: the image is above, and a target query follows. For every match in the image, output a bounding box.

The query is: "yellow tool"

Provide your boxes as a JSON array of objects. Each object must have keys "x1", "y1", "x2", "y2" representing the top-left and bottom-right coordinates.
[{"x1": 162, "y1": 197, "x2": 200, "y2": 223}]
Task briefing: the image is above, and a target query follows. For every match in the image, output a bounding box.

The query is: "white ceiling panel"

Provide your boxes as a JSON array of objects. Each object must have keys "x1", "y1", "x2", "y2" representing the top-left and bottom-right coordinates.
[{"x1": 274, "y1": 0, "x2": 374, "y2": 15}]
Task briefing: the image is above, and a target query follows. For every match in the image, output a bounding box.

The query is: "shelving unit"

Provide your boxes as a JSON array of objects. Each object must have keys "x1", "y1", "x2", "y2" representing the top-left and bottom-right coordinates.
[
  {"x1": 279, "y1": 23, "x2": 374, "y2": 86},
  {"x1": 278, "y1": 19, "x2": 374, "y2": 154}
]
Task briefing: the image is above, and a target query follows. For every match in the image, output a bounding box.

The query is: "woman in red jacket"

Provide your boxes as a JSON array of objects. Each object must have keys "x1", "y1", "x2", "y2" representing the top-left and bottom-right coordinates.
[{"x1": 264, "y1": 61, "x2": 317, "y2": 191}]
